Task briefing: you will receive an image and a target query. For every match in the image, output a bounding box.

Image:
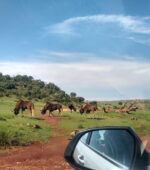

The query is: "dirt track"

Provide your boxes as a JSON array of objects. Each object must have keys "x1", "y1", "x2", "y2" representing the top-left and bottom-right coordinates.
[
  {"x1": 0, "y1": 115, "x2": 73, "y2": 170},
  {"x1": 0, "y1": 115, "x2": 149, "y2": 170}
]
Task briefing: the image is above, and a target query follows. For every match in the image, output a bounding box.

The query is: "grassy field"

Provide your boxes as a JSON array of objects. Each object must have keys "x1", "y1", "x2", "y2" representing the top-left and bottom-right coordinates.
[
  {"x1": 0, "y1": 97, "x2": 150, "y2": 147},
  {"x1": 0, "y1": 97, "x2": 51, "y2": 147},
  {"x1": 58, "y1": 100, "x2": 150, "y2": 137}
]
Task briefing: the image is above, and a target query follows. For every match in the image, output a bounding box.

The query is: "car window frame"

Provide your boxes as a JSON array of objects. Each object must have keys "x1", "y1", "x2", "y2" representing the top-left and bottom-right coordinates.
[{"x1": 80, "y1": 132, "x2": 91, "y2": 145}]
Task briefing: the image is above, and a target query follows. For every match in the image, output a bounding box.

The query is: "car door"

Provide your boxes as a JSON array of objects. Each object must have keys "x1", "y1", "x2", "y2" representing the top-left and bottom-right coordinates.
[{"x1": 73, "y1": 129, "x2": 135, "y2": 170}]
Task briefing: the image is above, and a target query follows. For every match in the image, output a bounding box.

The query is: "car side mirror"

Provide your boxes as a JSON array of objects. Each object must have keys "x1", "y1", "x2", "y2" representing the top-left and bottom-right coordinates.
[{"x1": 64, "y1": 127, "x2": 150, "y2": 170}]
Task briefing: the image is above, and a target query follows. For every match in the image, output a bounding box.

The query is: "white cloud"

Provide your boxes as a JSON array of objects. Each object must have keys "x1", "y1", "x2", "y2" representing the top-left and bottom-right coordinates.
[
  {"x1": 134, "y1": 68, "x2": 150, "y2": 75},
  {"x1": 45, "y1": 14, "x2": 150, "y2": 35},
  {"x1": 128, "y1": 36, "x2": 150, "y2": 46},
  {"x1": 0, "y1": 58, "x2": 150, "y2": 100},
  {"x1": 38, "y1": 50, "x2": 98, "y2": 59}
]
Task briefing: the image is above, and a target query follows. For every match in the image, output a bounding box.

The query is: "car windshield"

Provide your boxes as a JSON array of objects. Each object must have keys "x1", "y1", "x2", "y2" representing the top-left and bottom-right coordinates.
[{"x1": 0, "y1": 0, "x2": 149, "y2": 169}]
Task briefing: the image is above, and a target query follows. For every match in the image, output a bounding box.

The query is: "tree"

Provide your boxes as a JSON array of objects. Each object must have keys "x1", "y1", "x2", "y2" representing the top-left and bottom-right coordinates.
[
  {"x1": 89, "y1": 101, "x2": 97, "y2": 105},
  {"x1": 5, "y1": 83, "x2": 16, "y2": 89},
  {"x1": 0, "y1": 73, "x2": 3, "y2": 81},
  {"x1": 76, "y1": 97, "x2": 85, "y2": 103},
  {"x1": 0, "y1": 73, "x2": 84, "y2": 104},
  {"x1": 70, "y1": 92, "x2": 76, "y2": 98},
  {"x1": 4, "y1": 75, "x2": 11, "y2": 81},
  {"x1": 118, "y1": 101, "x2": 123, "y2": 105}
]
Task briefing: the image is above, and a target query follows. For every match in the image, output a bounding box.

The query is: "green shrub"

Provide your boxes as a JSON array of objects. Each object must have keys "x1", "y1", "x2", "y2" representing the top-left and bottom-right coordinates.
[{"x1": 78, "y1": 124, "x2": 84, "y2": 129}]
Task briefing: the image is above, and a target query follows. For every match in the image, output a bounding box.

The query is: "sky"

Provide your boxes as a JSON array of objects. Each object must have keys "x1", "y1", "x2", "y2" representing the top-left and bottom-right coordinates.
[{"x1": 0, "y1": 0, "x2": 150, "y2": 100}]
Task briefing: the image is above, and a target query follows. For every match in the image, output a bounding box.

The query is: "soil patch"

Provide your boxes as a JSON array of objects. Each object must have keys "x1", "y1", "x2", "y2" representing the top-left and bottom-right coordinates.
[{"x1": 0, "y1": 115, "x2": 73, "y2": 170}]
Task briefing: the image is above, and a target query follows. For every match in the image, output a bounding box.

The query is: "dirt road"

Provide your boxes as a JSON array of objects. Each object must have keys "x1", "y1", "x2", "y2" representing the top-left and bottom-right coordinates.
[{"x1": 0, "y1": 115, "x2": 73, "y2": 170}]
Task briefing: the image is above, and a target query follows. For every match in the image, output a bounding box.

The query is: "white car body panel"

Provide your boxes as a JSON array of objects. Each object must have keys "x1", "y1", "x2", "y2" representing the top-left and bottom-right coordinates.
[{"x1": 73, "y1": 140, "x2": 129, "y2": 170}]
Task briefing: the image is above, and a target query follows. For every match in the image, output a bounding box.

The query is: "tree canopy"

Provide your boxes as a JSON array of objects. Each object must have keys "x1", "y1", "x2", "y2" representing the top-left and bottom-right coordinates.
[{"x1": 0, "y1": 73, "x2": 85, "y2": 104}]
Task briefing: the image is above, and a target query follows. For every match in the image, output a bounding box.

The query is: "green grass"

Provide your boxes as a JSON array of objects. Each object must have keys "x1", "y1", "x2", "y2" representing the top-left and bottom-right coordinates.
[
  {"x1": 0, "y1": 150, "x2": 9, "y2": 154},
  {"x1": 0, "y1": 97, "x2": 51, "y2": 147},
  {"x1": 0, "y1": 97, "x2": 150, "y2": 147},
  {"x1": 58, "y1": 105, "x2": 150, "y2": 137}
]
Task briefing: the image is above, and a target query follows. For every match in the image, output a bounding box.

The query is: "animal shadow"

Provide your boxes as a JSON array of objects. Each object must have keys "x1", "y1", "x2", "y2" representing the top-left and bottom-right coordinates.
[
  {"x1": 87, "y1": 117, "x2": 104, "y2": 120},
  {"x1": 29, "y1": 117, "x2": 44, "y2": 120}
]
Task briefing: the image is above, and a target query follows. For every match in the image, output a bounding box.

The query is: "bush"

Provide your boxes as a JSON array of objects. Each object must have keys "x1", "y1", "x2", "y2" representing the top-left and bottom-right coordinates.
[
  {"x1": 0, "y1": 130, "x2": 22, "y2": 146},
  {"x1": 0, "y1": 93, "x2": 4, "y2": 97},
  {"x1": 78, "y1": 124, "x2": 84, "y2": 129},
  {"x1": 89, "y1": 101, "x2": 97, "y2": 105},
  {"x1": 0, "y1": 131, "x2": 10, "y2": 146},
  {"x1": 113, "y1": 106, "x2": 118, "y2": 109},
  {"x1": 6, "y1": 93, "x2": 9, "y2": 97},
  {"x1": 118, "y1": 101, "x2": 123, "y2": 105},
  {"x1": 27, "y1": 97, "x2": 32, "y2": 100}
]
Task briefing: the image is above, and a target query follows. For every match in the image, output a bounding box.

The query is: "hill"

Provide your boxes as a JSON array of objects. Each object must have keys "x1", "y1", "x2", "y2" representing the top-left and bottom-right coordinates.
[{"x1": 0, "y1": 73, "x2": 84, "y2": 104}]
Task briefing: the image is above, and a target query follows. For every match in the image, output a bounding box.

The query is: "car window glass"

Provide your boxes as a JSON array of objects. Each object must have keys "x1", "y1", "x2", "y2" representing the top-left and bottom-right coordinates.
[
  {"x1": 89, "y1": 130, "x2": 134, "y2": 168},
  {"x1": 80, "y1": 132, "x2": 89, "y2": 144}
]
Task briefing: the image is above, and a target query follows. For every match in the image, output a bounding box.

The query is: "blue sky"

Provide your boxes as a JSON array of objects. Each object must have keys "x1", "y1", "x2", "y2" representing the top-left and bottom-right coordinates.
[{"x1": 0, "y1": 0, "x2": 150, "y2": 100}]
